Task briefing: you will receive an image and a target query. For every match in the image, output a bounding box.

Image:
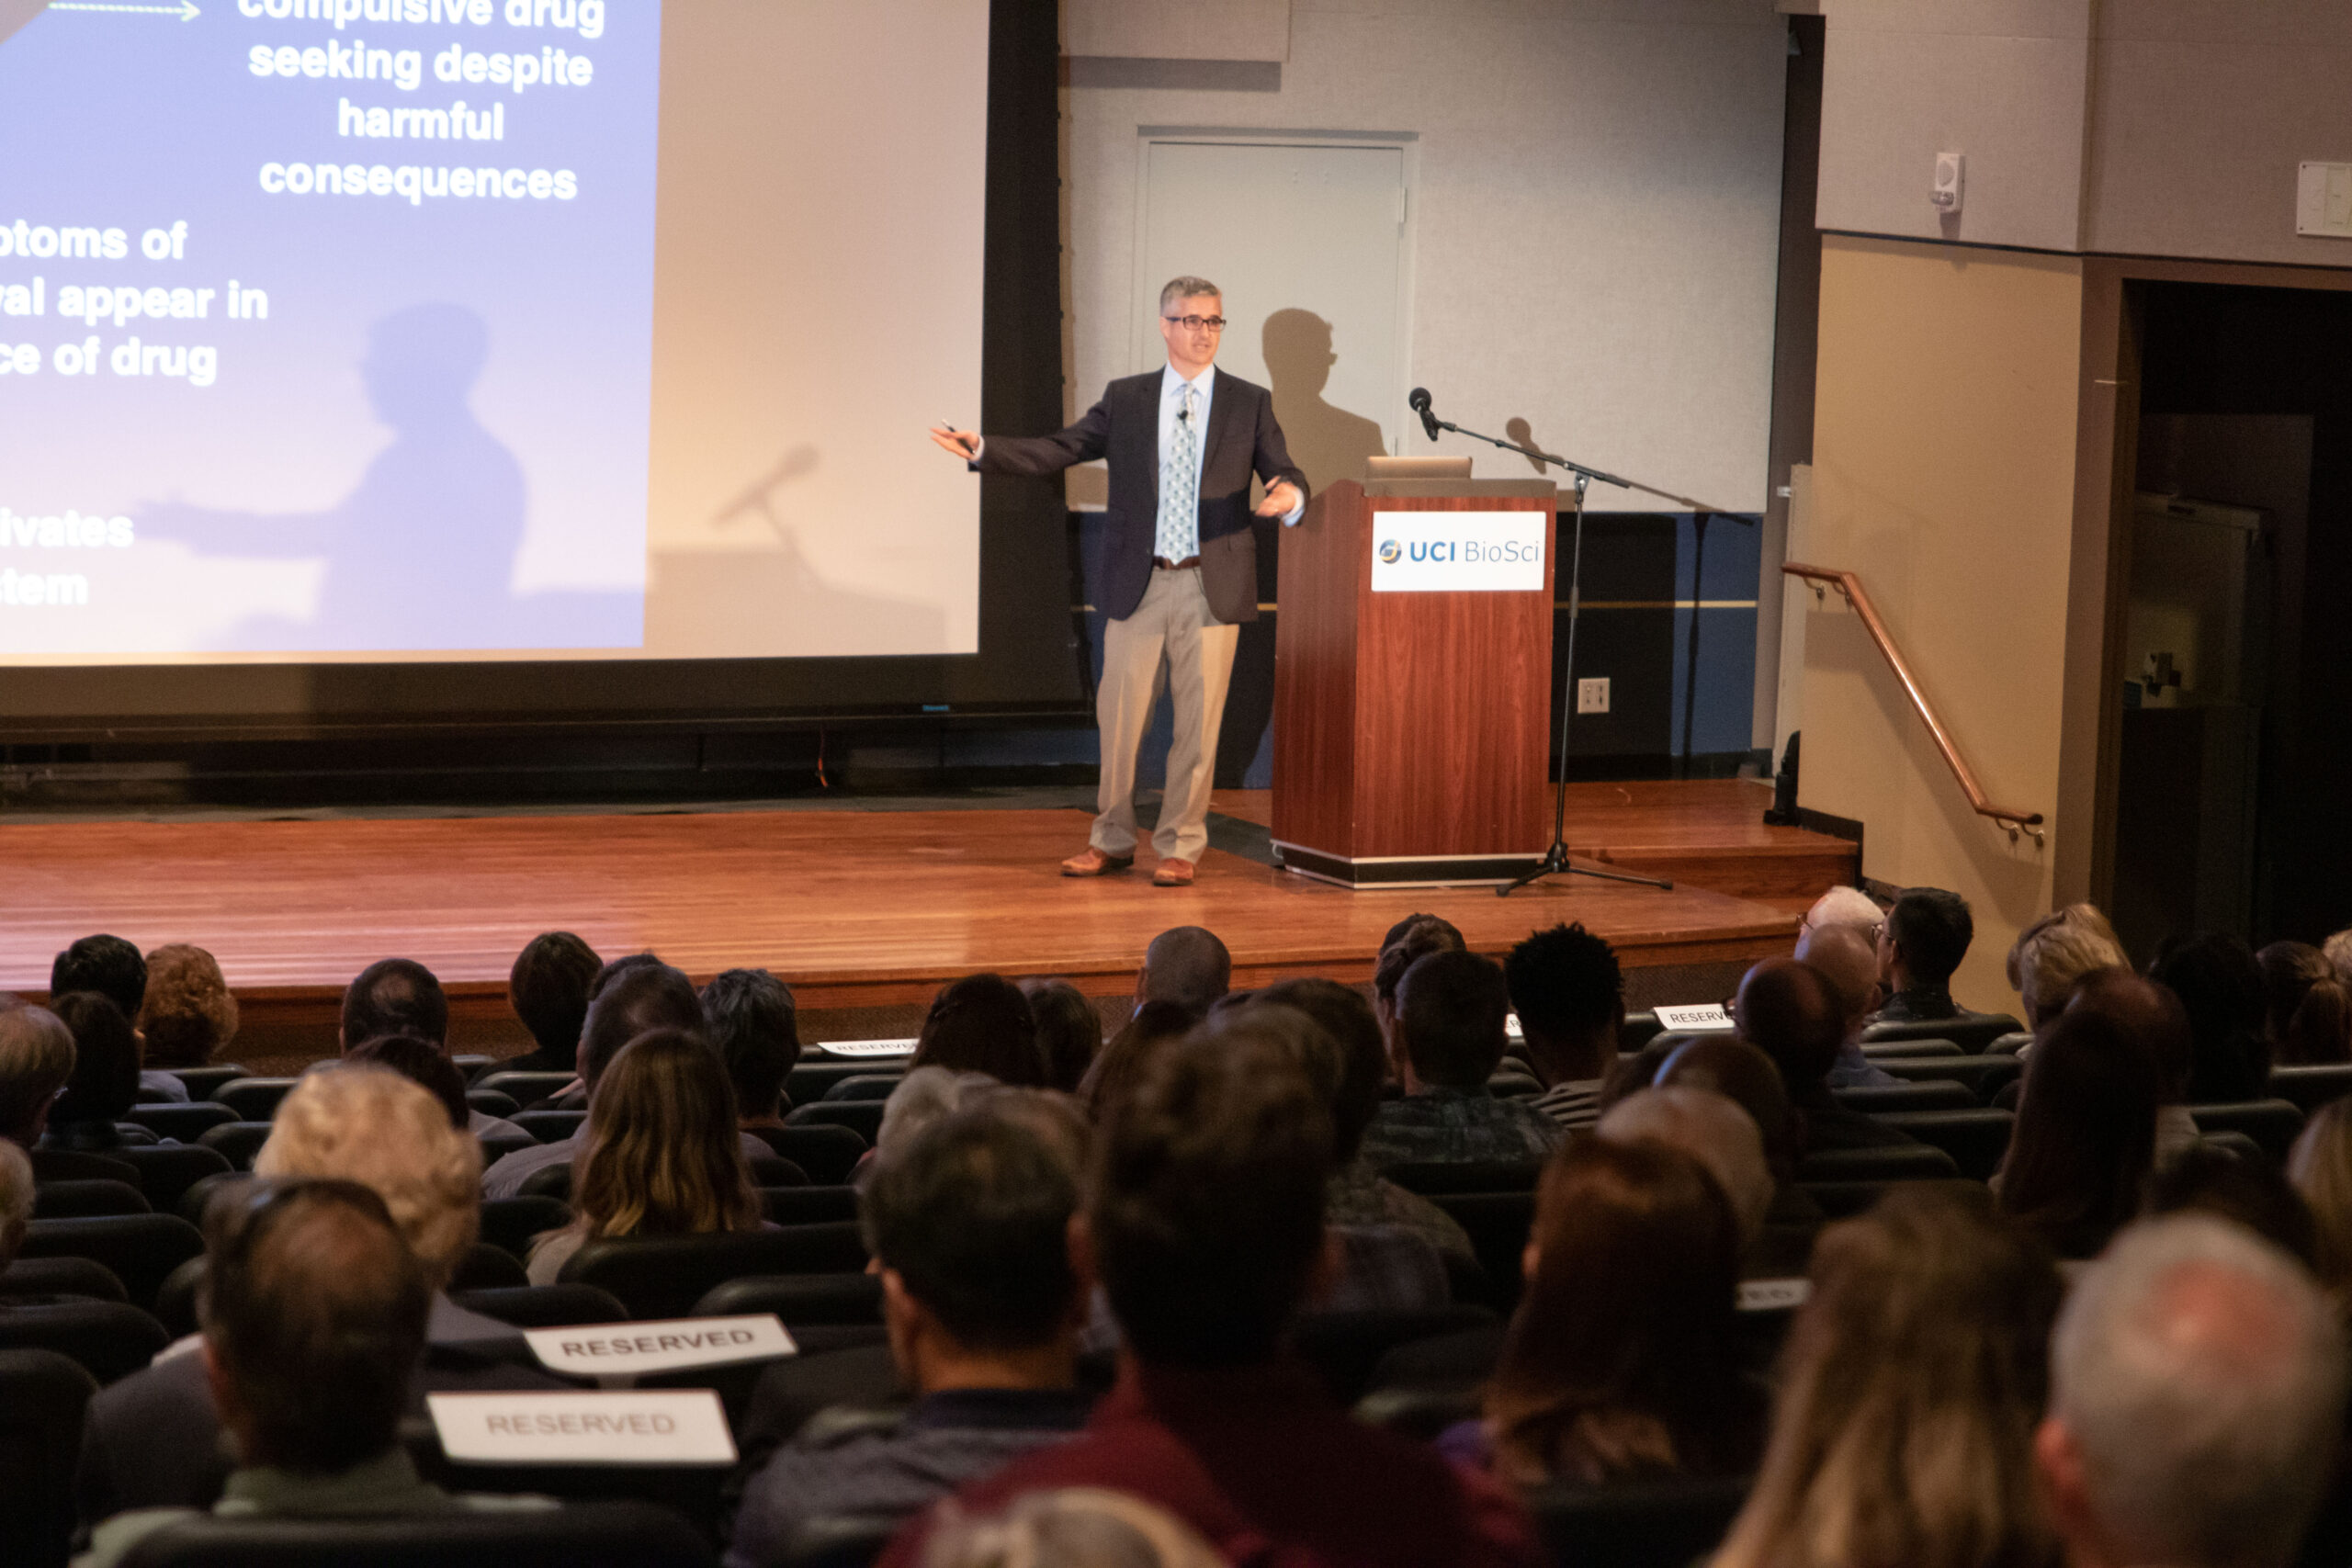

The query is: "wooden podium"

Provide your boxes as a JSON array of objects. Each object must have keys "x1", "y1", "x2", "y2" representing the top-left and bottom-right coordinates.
[{"x1": 1271, "y1": 478, "x2": 1559, "y2": 886}]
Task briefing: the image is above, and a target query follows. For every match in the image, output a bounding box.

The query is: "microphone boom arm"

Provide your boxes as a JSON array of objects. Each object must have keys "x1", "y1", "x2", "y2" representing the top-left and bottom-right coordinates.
[{"x1": 1418, "y1": 410, "x2": 1748, "y2": 522}]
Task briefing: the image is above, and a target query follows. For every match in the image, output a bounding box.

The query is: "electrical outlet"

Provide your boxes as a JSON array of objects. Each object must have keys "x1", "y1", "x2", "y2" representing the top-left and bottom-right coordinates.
[{"x1": 1577, "y1": 677, "x2": 1611, "y2": 715}]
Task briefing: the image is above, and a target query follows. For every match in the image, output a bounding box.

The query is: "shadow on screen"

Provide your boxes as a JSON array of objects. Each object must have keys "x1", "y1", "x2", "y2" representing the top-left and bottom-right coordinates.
[{"x1": 142, "y1": 302, "x2": 638, "y2": 652}]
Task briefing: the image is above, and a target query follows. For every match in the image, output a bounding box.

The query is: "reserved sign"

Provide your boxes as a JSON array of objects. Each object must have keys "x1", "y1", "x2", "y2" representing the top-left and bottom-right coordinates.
[
  {"x1": 1655, "y1": 1003, "x2": 1734, "y2": 1032},
  {"x1": 1737, "y1": 1278, "x2": 1811, "y2": 1312},
  {"x1": 523, "y1": 1314, "x2": 796, "y2": 1376},
  {"x1": 428, "y1": 1390, "x2": 737, "y2": 1465},
  {"x1": 817, "y1": 1038, "x2": 917, "y2": 1058}
]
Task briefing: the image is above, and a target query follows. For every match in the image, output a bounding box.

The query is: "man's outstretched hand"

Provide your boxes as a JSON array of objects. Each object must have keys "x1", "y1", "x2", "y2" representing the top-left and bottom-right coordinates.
[
  {"x1": 930, "y1": 424, "x2": 979, "y2": 460},
  {"x1": 1254, "y1": 479, "x2": 1303, "y2": 518}
]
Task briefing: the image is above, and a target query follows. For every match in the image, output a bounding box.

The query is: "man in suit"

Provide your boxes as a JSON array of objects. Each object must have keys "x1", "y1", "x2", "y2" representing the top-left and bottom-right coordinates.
[{"x1": 933, "y1": 276, "x2": 1307, "y2": 886}]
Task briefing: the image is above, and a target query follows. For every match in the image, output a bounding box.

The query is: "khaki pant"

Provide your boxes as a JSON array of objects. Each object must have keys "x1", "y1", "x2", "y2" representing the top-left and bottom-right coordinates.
[{"x1": 1093, "y1": 565, "x2": 1239, "y2": 863}]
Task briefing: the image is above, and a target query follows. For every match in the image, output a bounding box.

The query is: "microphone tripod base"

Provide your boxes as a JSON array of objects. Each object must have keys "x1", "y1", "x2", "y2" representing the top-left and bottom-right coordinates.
[{"x1": 1498, "y1": 841, "x2": 1675, "y2": 897}]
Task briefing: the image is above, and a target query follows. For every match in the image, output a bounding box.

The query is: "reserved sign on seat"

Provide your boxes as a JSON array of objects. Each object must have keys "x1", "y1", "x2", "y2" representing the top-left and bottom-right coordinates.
[
  {"x1": 522, "y1": 1314, "x2": 797, "y2": 1376},
  {"x1": 428, "y1": 1390, "x2": 737, "y2": 1465},
  {"x1": 816, "y1": 1038, "x2": 917, "y2": 1058},
  {"x1": 1655, "y1": 1003, "x2": 1734, "y2": 1032}
]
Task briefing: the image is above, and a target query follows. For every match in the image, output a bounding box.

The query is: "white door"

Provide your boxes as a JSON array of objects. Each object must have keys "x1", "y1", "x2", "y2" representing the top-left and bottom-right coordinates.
[{"x1": 1134, "y1": 139, "x2": 1409, "y2": 496}]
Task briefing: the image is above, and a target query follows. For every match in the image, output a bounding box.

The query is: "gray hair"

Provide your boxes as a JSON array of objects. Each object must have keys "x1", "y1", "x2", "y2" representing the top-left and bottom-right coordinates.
[
  {"x1": 876, "y1": 1066, "x2": 996, "y2": 1158},
  {"x1": 2052, "y1": 1213, "x2": 2347, "y2": 1568},
  {"x1": 1158, "y1": 276, "x2": 1220, "y2": 312},
  {"x1": 1597, "y1": 1087, "x2": 1773, "y2": 1244}
]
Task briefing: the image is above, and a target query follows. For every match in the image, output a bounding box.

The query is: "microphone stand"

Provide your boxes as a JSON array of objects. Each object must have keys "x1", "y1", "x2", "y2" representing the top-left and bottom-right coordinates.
[{"x1": 1410, "y1": 406, "x2": 1743, "y2": 898}]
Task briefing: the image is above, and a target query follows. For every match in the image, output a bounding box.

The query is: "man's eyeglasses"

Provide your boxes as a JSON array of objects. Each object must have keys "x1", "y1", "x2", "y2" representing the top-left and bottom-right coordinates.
[{"x1": 1164, "y1": 314, "x2": 1227, "y2": 333}]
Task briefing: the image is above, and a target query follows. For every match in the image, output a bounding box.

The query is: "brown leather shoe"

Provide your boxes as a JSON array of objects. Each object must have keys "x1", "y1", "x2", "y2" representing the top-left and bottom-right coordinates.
[
  {"x1": 1061, "y1": 847, "x2": 1134, "y2": 878},
  {"x1": 1152, "y1": 857, "x2": 1196, "y2": 887}
]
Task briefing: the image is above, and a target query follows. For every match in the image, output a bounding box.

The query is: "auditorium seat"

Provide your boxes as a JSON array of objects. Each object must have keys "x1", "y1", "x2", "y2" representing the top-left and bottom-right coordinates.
[
  {"x1": 1424, "y1": 1191, "x2": 1535, "y2": 1307},
  {"x1": 467, "y1": 1089, "x2": 523, "y2": 1119},
  {"x1": 1353, "y1": 1382, "x2": 1485, "y2": 1442},
  {"x1": 1831, "y1": 1080, "x2": 1976, "y2": 1114},
  {"x1": 760, "y1": 1185, "x2": 859, "y2": 1227},
  {"x1": 1861, "y1": 1014, "x2": 2024, "y2": 1054},
  {"x1": 474, "y1": 1070, "x2": 580, "y2": 1107},
  {"x1": 1383, "y1": 1160, "x2": 1545, "y2": 1197},
  {"x1": 2188, "y1": 1100, "x2": 2305, "y2": 1162},
  {"x1": 785, "y1": 1101, "x2": 886, "y2": 1145},
  {"x1": 175, "y1": 1170, "x2": 248, "y2": 1228},
  {"x1": 521, "y1": 1153, "x2": 804, "y2": 1204},
  {"x1": 819, "y1": 1075, "x2": 904, "y2": 1103},
  {"x1": 1798, "y1": 1179, "x2": 1893, "y2": 1220},
  {"x1": 0, "y1": 1255, "x2": 126, "y2": 1303},
  {"x1": 1877, "y1": 1109, "x2": 2015, "y2": 1181},
  {"x1": 1869, "y1": 1055, "x2": 2023, "y2": 1102},
  {"x1": 451, "y1": 1054, "x2": 493, "y2": 1082},
  {"x1": 513, "y1": 1110, "x2": 587, "y2": 1145},
  {"x1": 694, "y1": 1270, "x2": 882, "y2": 1331},
  {"x1": 1795, "y1": 1143, "x2": 1962, "y2": 1185},
  {"x1": 1293, "y1": 1305, "x2": 1499, "y2": 1405},
  {"x1": 18, "y1": 1213, "x2": 204, "y2": 1311},
  {"x1": 765, "y1": 1515, "x2": 894, "y2": 1568},
  {"x1": 1859, "y1": 1038, "x2": 1962, "y2": 1059},
  {"x1": 115, "y1": 1500, "x2": 716, "y2": 1568},
  {"x1": 209, "y1": 1077, "x2": 300, "y2": 1122},
  {"x1": 0, "y1": 1348, "x2": 96, "y2": 1568},
  {"x1": 480, "y1": 1131, "x2": 538, "y2": 1167},
  {"x1": 563, "y1": 1224, "x2": 873, "y2": 1321},
  {"x1": 2204, "y1": 1129, "x2": 2267, "y2": 1163},
  {"x1": 108, "y1": 1145, "x2": 236, "y2": 1213},
  {"x1": 2271, "y1": 1064, "x2": 2352, "y2": 1116},
  {"x1": 30, "y1": 1147, "x2": 139, "y2": 1187},
  {"x1": 786, "y1": 1061, "x2": 904, "y2": 1104},
  {"x1": 1528, "y1": 1473, "x2": 1752, "y2": 1568},
  {"x1": 153, "y1": 1256, "x2": 204, "y2": 1339},
  {"x1": 1618, "y1": 1010, "x2": 1665, "y2": 1052},
  {"x1": 1985, "y1": 1031, "x2": 2032, "y2": 1055},
  {"x1": 196, "y1": 1122, "x2": 274, "y2": 1171},
  {"x1": 747, "y1": 1125, "x2": 869, "y2": 1186},
  {"x1": 31, "y1": 1179, "x2": 151, "y2": 1219},
  {"x1": 121, "y1": 1103, "x2": 238, "y2": 1143},
  {"x1": 480, "y1": 1196, "x2": 573, "y2": 1261},
  {"x1": 0, "y1": 1294, "x2": 170, "y2": 1384},
  {"x1": 450, "y1": 1243, "x2": 529, "y2": 1292},
  {"x1": 450, "y1": 1282, "x2": 630, "y2": 1329},
  {"x1": 164, "y1": 1066, "x2": 250, "y2": 1102},
  {"x1": 400, "y1": 1425, "x2": 729, "y2": 1547}
]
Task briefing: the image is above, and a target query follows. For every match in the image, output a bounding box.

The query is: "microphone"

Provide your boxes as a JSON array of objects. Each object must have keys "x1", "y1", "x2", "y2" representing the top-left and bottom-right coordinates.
[{"x1": 1408, "y1": 387, "x2": 1441, "y2": 441}]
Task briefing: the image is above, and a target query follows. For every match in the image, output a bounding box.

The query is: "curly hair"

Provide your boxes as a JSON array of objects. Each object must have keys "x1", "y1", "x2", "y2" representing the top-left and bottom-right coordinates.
[
  {"x1": 255, "y1": 1066, "x2": 482, "y2": 1290},
  {"x1": 139, "y1": 944, "x2": 239, "y2": 1069}
]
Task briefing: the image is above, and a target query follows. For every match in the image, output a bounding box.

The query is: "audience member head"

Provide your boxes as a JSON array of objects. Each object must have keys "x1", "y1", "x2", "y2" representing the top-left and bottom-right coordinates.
[
  {"x1": 699, "y1": 967, "x2": 800, "y2": 1122},
  {"x1": 1655, "y1": 1035, "x2": 1802, "y2": 1189},
  {"x1": 1793, "y1": 922, "x2": 1882, "y2": 1043},
  {"x1": 0, "y1": 1005, "x2": 74, "y2": 1145},
  {"x1": 1021, "y1": 978, "x2": 1102, "y2": 1095},
  {"x1": 1393, "y1": 949, "x2": 1510, "y2": 1092},
  {"x1": 2007, "y1": 904, "x2": 2127, "y2": 1029},
  {"x1": 1733, "y1": 957, "x2": 1845, "y2": 1104},
  {"x1": 1135, "y1": 927, "x2": 1231, "y2": 1018},
  {"x1": 913, "y1": 973, "x2": 1047, "y2": 1088},
  {"x1": 2325, "y1": 927, "x2": 2352, "y2": 990},
  {"x1": 2148, "y1": 934, "x2": 2270, "y2": 1102},
  {"x1": 1504, "y1": 922, "x2": 1624, "y2": 1075},
  {"x1": 1598, "y1": 1087, "x2": 1774, "y2": 1244},
  {"x1": 2064, "y1": 970, "x2": 2193, "y2": 1103},
  {"x1": 1716, "y1": 1185, "x2": 2063, "y2": 1568},
  {"x1": 1371, "y1": 913, "x2": 1464, "y2": 1029},
  {"x1": 1799, "y1": 886, "x2": 1884, "y2": 946},
  {"x1": 51, "y1": 934, "x2": 146, "y2": 1022},
  {"x1": 138, "y1": 944, "x2": 239, "y2": 1069},
  {"x1": 342, "y1": 1034, "x2": 470, "y2": 1131},
  {"x1": 1078, "y1": 1000, "x2": 1197, "y2": 1123},
  {"x1": 877, "y1": 1066, "x2": 999, "y2": 1159},
  {"x1": 507, "y1": 931, "x2": 602, "y2": 1070},
  {"x1": 198, "y1": 1179, "x2": 432, "y2": 1476},
  {"x1": 338, "y1": 956, "x2": 448, "y2": 1051},
  {"x1": 0, "y1": 1139, "x2": 31, "y2": 1268},
  {"x1": 254, "y1": 1066, "x2": 481, "y2": 1290},
  {"x1": 576, "y1": 957, "x2": 703, "y2": 1095},
  {"x1": 1882, "y1": 886, "x2": 1974, "y2": 994},
  {"x1": 47, "y1": 991, "x2": 141, "y2": 1131},
  {"x1": 2145, "y1": 1144, "x2": 2316, "y2": 1269},
  {"x1": 2041, "y1": 1215, "x2": 2346, "y2": 1568},
  {"x1": 2258, "y1": 941, "x2": 2352, "y2": 1067},
  {"x1": 1089, "y1": 1021, "x2": 1334, "y2": 1367},
  {"x1": 864, "y1": 1096, "x2": 1089, "y2": 1389},
  {"x1": 1999, "y1": 1009, "x2": 2161, "y2": 1258},
  {"x1": 567, "y1": 1029, "x2": 760, "y2": 1244},
  {"x1": 1487, "y1": 1136, "x2": 1751, "y2": 1486},
  {"x1": 1254, "y1": 977, "x2": 1385, "y2": 1164},
  {"x1": 920, "y1": 1489, "x2": 1223, "y2": 1568},
  {"x1": 2289, "y1": 1099, "x2": 2352, "y2": 1307}
]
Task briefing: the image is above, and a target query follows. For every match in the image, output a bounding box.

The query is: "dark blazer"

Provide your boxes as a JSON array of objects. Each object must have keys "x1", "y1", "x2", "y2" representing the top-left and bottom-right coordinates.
[{"x1": 976, "y1": 367, "x2": 1306, "y2": 625}]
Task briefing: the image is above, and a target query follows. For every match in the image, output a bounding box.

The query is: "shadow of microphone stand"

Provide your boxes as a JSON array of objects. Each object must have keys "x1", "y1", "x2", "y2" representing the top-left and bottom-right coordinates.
[{"x1": 1402, "y1": 389, "x2": 1754, "y2": 898}]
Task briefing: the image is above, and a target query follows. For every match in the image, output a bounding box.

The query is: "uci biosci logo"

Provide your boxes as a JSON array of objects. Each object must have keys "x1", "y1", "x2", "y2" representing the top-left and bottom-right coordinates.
[
  {"x1": 1390, "y1": 539, "x2": 1542, "y2": 565},
  {"x1": 1368, "y1": 510, "x2": 1548, "y2": 593},
  {"x1": 1377, "y1": 539, "x2": 1402, "y2": 564}
]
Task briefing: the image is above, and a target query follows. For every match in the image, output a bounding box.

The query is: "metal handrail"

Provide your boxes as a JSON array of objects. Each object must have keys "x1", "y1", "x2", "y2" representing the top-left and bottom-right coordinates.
[{"x1": 1782, "y1": 561, "x2": 2045, "y2": 835}]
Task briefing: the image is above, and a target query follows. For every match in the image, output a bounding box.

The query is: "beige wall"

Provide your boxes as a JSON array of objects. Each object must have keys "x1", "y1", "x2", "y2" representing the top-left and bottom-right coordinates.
[{"x1": 1798, "y1": 234, "x2": 2081, "y2": 1009}]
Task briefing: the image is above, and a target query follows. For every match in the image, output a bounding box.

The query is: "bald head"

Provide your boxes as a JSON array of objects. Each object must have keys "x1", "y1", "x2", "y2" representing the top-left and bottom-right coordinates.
[
  {"x1": 1735, "y1": 957, "x2": 1845, "y2": 1099},
  {"x1": 1599, "y1": 1086, "x2": 1773, "y2": 1244},
  {"x1": 1795, "y1": 921, "x2": 1882, "y2": 1038},
  {"x1": 1802, "y1": 886, "x2": 1883, "y2": 942},
  {"x1": 1137, "y1": 926, "x2": 1230, "y2": 1018},
  {"x1": 1656, "y1": 1034, "x2": 1800, "y2": 1185}
]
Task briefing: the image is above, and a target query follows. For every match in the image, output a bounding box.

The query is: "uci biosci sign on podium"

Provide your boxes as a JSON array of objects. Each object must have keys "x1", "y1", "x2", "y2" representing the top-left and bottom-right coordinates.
[{"x1": 1271, "y1": 478, "x2": 1558, "y2": 886}]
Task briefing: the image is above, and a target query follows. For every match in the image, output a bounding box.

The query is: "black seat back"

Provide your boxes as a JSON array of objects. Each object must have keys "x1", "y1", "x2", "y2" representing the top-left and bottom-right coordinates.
[
  {"x1": 31, "y1": 1179, "x2": 151, "y2": 1219},
  {"x1": 449, "y1": 1243, "x2": 529, "y2": 1292},
  {"x1": 761, "y1": 1186, "x2": 860, "y2": 1227},
  {"x1": 116, "y1": 1501, "x2": 715, "y2": 1568},
  {"x1": 479, "y1": 1196, "x2": 573, "y2": 1261},
  {"x1": 1382, "y1": 1161, "x2": 1544, "y2": 1197},
  {"x1": 1424, "y1": 1191, "x2": 1536, "y2": 1308},
  {"x1": 449, "y1": 1282, "x2": 631, "y2": 1329},
  {"x1": 473, "y1": 1071, "x2": 580, "y2": 1107},
  {"x1": 513, "y1": 1110, "x2": 587, "y2": 1145},
  {"x1": 1795, "y1": 1143, "x2": 1962, "y2": 1184},
  {"x1": 769, "y1": 1515, "x2": 897, "y2": 1568},
  {"x1": 195, "y1": 1122, "x2": 274, "y2": 1172},
  {"x1": 1528, "y1": 1473, "x2": 1752, "y2": 1568},
  {"x1": 1293, "y1": 1306, "x2": 1499, "y2": 1406},
  {"x1": 746, "y1": 1125, "x2": 868, "y2": 1186},
  {"x1": 1859, "y1": 1038, "x2": 1962, "y2": 1058},
  {"x1": 1861, "y1": 1014, "x2": 2024, "y2": 1053},
  {"x1": 1876, "y1": 1109, "x2": 2015, "y2": 1180},
  {"x1": 2188, "y1": 1100, "x2": 2306, "y2": 1162},
  {"x1": 467, "y1": 1089, "x2": 522, "y2": 1119},
  {"x1": 565, "y1": 1224, "x2": 870, "y2": 1320},
  {"x1": 2271, "y1": 1065, "x2": 2352, "y2": 1115},
  {"x1": 786, "y1": 1060, "x2": 906, "y2": 1105},
  {"x1": 694, "y1": 1270, "x2": 882, "y2": 1327},
  {"x1": 1830, "y1": 1080, "x2": 1976, "y2": 1114},
  {"x1": 164, "y1": 1066, "x2": 249, "y2": 1101},
  {"x1": 1869, "y1": 1055, "x2": 2024, "y2": 1101},
  {"x1": 120, "y1": 1103, "x2": 238, "y2": 1143},
  {"x1": 0, "y1": 1297, "x2": 170, "y2": 1385},
  {"x1": 784, "y1": 1101, "x2": 885, "y2": 1145},
  {"x1": 209, "y1": 1077, "x2": 300, "y2": 1122},
  {"x1": 820, "y1": 1075, "x2": 905, "y2": 1103},
  {"x1": 0, "y1": 1255, "x2": 127, "y2": 1303},
  {"x1": 109, "y1": 1145, "x2": 236, "y2": 1212},
  {"x1": 0, "y1": 1348, "x2": 96, "y2": 1568},
  {"x1": 19, "y1": 1213, "x2": 204, "y2": 1312}
]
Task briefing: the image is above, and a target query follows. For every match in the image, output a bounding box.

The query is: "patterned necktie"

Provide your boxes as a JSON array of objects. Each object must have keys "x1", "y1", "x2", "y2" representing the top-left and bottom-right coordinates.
[{"x1": 1157, "y1": 382, "x2": 1200, "y2": 562}]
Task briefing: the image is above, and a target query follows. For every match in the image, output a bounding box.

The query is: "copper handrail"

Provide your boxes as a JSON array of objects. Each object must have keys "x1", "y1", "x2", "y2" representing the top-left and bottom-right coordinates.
[{"x1": 1782, "y1": 562, "x2": 2044, "y2": 833}]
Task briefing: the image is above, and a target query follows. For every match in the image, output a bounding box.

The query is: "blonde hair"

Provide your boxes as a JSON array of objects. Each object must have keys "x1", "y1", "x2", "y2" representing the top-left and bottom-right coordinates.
[
  {"x1": 2324, "y1": 929, "x2": 2352, "y2": 989},
  {"x1": 255, "y1": 1066, "x2": 481, "y2": 1289},
  {"x1": 0, "y1": 1005, "x2": 75, "y2": 1140},
  {"x1": 139, "y1": 944, "x2": 240, "y2": 1068},
  {"x1": 923, "y1": 1488, "x2": 1223, "y2": 1568},
  {"x1": 0, "y1": 1138, "x2": 32, "y2": 1250},
  {"x1": 1713, "y1": 1186, "x2": 2064, "y2": 1568},
  {"x1": 2006, "y1": 904, "x2": 2127, "y2": 1027},
  {"x1": 2290, "y1": 1100, "x2": 2352, "y2": 1306}
]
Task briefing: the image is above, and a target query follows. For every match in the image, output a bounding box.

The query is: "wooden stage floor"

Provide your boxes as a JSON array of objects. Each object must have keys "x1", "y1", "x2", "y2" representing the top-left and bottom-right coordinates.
[{"x1": 0, "y1": 780, "x2": 1850, "y2": 1059}]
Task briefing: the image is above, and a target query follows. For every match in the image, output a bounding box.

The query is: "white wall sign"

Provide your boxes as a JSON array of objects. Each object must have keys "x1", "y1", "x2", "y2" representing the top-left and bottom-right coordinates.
[
  {"x1": 1369, "y1": 511, "x2": 1547, "y2": 593},
  {"x1": 522, "y1": 1314, "x2": 797, "y2": 1378},
  {"x1": 1655, "y1": 1003, "x2": 1734, "y2": 1032},
  {"x1": 428, "y1": 1390, "x2": 738, "y2": 1466}
]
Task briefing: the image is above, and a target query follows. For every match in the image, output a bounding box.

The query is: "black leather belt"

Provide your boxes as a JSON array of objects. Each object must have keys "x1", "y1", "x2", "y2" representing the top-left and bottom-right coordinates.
[{"x1": 1154, "y1": 556, "x2": 1201, "y2": 570}]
